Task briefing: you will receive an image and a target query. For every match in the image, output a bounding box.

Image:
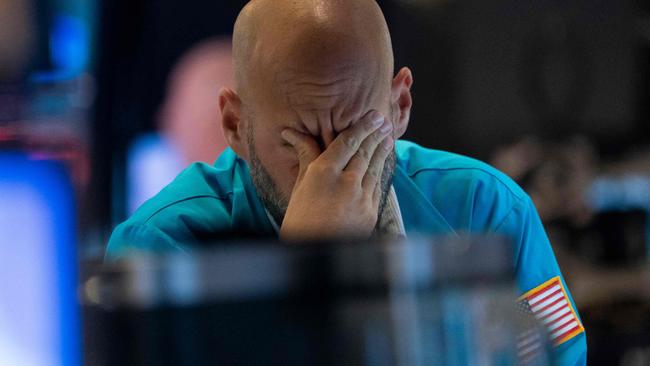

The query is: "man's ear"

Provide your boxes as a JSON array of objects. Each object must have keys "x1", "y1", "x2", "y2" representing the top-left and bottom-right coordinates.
[
  {"x1": 390, "y1": 67, "x2": 413, "y2": 139},
  {"x1": 218, "y1": 87, "x2": 249, "y2": 160}
]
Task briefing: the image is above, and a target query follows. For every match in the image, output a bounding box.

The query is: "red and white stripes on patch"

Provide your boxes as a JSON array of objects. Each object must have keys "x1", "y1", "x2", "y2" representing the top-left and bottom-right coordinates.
[{"x1": 519, "y1": 276, "x2": 584, "y2": 346}]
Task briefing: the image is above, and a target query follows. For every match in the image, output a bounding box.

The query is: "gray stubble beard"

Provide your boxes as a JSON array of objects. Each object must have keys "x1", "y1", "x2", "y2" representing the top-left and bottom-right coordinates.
[{"x1": 247, "y1": 130, "x2": 396, "y2": 235}]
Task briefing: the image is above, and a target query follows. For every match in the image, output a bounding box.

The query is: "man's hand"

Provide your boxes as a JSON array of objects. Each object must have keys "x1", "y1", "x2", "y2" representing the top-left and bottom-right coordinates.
[{"x1": 279, "y1": 111, "x2": 394, "y2": 240}]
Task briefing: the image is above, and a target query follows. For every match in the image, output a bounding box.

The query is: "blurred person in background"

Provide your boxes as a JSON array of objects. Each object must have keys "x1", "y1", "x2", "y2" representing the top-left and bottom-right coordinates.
[
  {"x1": 0, "y1": 0, "x2": 35, "y2": 81},
  {"x1": 492, "y1": 136, "x2": 650, "y2": 363},
  {"x1": 160, "y1": 38, "x2": 232, "y2": 165},
  {"x1": 492, "y1": 137, "x2": 650, "y2": 300},
  {"x1": 108, "y1": 0, "x2": 586, "y2": 363},
  {"x1": 127, "y1": 38, "x2": 232, "y2": 213}
]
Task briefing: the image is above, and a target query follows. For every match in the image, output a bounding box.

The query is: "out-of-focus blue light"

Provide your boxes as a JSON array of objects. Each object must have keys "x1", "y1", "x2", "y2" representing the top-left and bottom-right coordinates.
[
  {"x1": 0, "y1": 153, "x2": 79, "y2": 366},
  {"x1": 51, "y1": 14, "x2": 88, "y2": 73},
  {"x1": 31, "y1": 13, "x2": 89, "y2": 83},
  {"x1": 589, "y1": 175, "x2": 650, "y2": 212},
  {"x1": 127, "y1": 133, "x2": 184, "y2": 215}
]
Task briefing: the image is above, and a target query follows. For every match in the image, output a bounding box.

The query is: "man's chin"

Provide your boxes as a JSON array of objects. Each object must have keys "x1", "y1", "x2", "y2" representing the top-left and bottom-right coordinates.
[{"x1": 250, "y1": 175, "x2": 287, "y2": 225}]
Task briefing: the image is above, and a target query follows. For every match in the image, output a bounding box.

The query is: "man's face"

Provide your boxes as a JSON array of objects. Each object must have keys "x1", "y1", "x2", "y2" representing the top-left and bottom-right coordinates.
[{"x1": 242, "y1": 67, "x2": 396, "y2": 225}]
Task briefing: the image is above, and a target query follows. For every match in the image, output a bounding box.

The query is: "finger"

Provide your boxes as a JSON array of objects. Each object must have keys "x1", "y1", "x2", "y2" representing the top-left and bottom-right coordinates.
[
  {"x1": 372, "y1": 171, "x2": 382, "y2": 206},
  {"x1": 281, "y1": 129, "x2": 322, "y2": 179},
  {"x1": 363, "y1": 136, "x2": 394, "y2": 193},
  {"x1": 345, "y1": 118, "x2": 393, "y2": 174},
  {"x1": 319, "y1": 110, "x2": 384, "y2": 171}
]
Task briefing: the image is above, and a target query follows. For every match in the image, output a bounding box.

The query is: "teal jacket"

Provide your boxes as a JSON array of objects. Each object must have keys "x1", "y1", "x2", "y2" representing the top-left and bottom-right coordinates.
[{"x1": 108, "y1": 140, "x2": 587, "y2": 365}]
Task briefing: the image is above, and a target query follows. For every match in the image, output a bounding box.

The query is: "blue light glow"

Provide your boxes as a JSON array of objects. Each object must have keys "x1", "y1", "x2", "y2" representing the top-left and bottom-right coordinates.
[
  {"x1": 51, "y1": 14, "x2": 88, "y2": 73},
  {"x1": 0, "y1": 153, "x2": 79, "y2": 366},
  {"x1": 128, "y1": 134, "x2": 184, "y2": 215}
]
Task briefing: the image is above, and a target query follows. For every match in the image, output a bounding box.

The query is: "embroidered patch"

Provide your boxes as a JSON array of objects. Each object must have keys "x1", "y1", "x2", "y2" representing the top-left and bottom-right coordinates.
[
  {"x1": 518, "y1": 276, "x2": 584, "y2": 346},
  {"x1": 515, "y1": 301, "x2": 545, "y2": 363}
]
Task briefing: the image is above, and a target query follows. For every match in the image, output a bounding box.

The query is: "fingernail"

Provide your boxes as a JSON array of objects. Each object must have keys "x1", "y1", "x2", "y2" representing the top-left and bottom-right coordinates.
[
  {"x1": 371, "y1": 114, "x2": 383, "y2": 127},
  {"x1": 379, "y1": 120, "x2": 393, "y2": 134}
]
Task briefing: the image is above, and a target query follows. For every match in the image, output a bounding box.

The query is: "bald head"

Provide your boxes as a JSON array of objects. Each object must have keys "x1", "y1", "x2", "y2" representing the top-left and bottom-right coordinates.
[
  {"x1": 220, "y1": 0, "x2": 412, "y2": 216},
  {"x1": 233, "y1": 0, "x2": 395, "y2": 131}
]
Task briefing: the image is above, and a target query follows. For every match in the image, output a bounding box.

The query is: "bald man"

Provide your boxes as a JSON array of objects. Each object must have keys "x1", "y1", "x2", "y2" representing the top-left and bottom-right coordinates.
[{"x1": 108, "y1": 1, "x2": 586, "y2": 364}]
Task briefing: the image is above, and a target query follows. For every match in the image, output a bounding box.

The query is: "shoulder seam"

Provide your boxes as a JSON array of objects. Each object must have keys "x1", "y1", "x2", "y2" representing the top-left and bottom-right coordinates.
[
  {"x1": 493, "y1": 195, "x2": 529, "y2": 233},
  {"x1": 143, "y1": 193, "x2": 233, "y2": 224},
  {"x1": 409, "y1": 166, "x2": 525, "y2": 199},
  {"x1": 493, "y1": 195, "x2": 530, "y2": 273}
]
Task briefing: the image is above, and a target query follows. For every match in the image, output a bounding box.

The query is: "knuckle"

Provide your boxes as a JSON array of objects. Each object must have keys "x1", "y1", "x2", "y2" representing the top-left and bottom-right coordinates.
[
  {"x1": 309, "y1": 162, "x2": 334, "y2": 176},
  {"x1": 363, "y1": 119, "x2": 377, "y2": 132},
  {"x1": 371, "y1": 129, "x2": 385, "y2": 142},
  {"x1": 363, "y1": 112, "x2": 381, "y2": 130},
  {"x1": 341, "y1": 132, "x2": 360, "y2": 149},
  {"x1": 369, "y1": 136, "x2": 381, "y2": 147},
  {"x1": 356, "y1": 148, "x2": 371, "y2": 162},
  {"x1": 341, "y1": 170, "x2": 362, "y2": 184},
  {"x1": 366, "y1": 167, "x2": 380, "y2": 179}
]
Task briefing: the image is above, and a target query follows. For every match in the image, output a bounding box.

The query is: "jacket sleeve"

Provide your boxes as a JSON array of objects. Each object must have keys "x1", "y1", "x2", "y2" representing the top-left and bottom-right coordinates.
[{"x1": 494, "y1": 195, "x2": 587, "y2": 366}]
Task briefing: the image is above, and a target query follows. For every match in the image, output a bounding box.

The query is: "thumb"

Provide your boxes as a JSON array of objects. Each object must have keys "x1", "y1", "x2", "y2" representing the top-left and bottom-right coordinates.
[{"x1": 281, "y1": 129, "x2": 321, "y2": 178}]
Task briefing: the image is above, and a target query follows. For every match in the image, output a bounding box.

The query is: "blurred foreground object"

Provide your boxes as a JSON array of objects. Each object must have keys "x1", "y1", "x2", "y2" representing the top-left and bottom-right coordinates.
[
  {"x1": 0, "y1": 153, "x2": 79, "y2": 366},
  {"x1": 0, "y1": 1, "x2": 94, "y2": 363},
  {"x1": 83, "y1": 236, "x2": 552, "y2": 366},
  {"x1": 0, "y1": 19, "x2": 91, "y2": 365}
]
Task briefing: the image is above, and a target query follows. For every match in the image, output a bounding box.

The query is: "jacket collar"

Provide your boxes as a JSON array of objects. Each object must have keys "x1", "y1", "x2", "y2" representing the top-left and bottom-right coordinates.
[
  {"x1": 393, "y1": 165, "x2": 458, "y2": 237},
  {"x1": 231, "y1": 154, "x2": 277, "y2": 235}
]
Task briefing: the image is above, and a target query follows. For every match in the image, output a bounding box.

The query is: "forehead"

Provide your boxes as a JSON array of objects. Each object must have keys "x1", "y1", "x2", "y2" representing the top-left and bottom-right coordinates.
[
  {"x1": 256, "y1": 62, "x2": 386, "y2": 135},
  {"x1": 276, "y1": 64, "x2": 364, "y2": 109}
]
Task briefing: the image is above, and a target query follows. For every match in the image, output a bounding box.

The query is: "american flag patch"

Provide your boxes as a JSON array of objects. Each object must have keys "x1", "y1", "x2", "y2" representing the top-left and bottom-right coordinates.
[
  {"x1": 518, "y1": 276, "x2": 584, "y2": 346},
  {"x1": 515, "y1": 301, "x2": 546, "y2": 363}
]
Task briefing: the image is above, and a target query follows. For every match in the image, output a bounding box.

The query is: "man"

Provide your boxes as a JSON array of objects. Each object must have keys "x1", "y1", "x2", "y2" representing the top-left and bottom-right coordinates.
[
  {"x1": 108, "y1": 0, "x2": 587, "y2": 364},
  {"x1": 160, "y1": 38, "x2": 233, "y2": 166}
]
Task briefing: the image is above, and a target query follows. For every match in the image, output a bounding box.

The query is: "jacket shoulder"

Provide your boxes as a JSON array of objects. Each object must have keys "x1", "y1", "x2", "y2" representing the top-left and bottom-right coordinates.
[
  {"x1": 126, "y1": 162, "x2": 234, "y2": 227},
  {"x1": 395, "y1": 140, "x2": 530, "y2": 232},
  {"x1": 395, "y1": 140, "x2": 527, "y2": 200},
  {"x1": 107, "y1": 152, "x2": 243, "y2": 258}
]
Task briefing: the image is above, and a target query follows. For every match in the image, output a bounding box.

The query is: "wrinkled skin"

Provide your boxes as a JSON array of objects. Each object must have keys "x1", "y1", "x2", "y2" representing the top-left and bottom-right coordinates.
[{"x1": 219, "y1": 0, "x2": 414, "y2": 240}]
